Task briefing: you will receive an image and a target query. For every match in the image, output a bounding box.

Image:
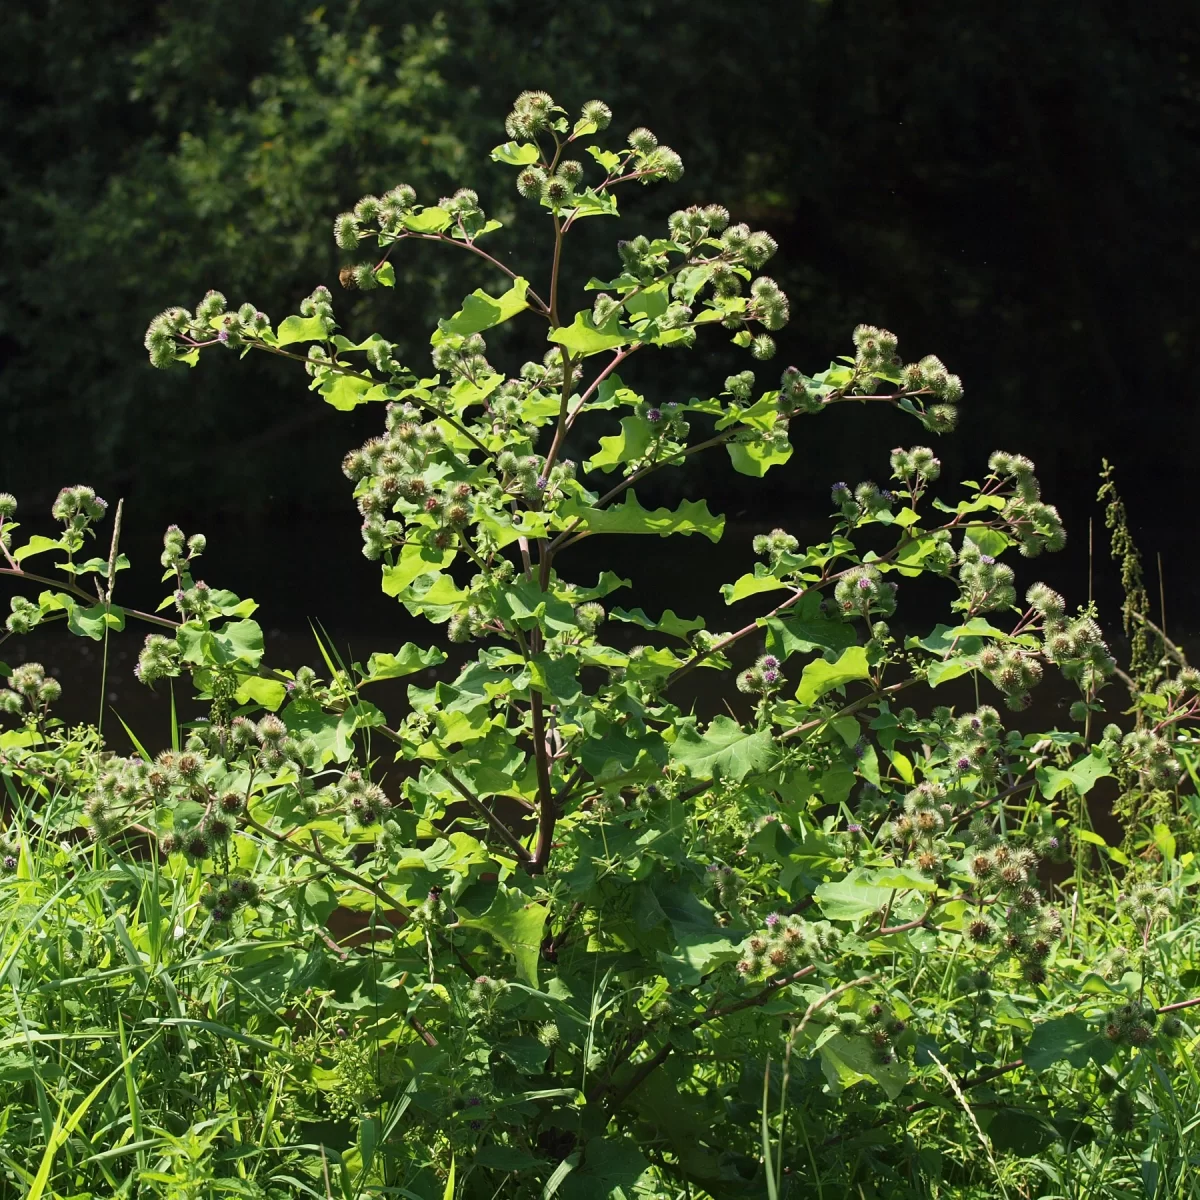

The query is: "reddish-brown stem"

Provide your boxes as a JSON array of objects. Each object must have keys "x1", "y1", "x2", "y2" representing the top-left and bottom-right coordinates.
[
  {"x1": 877, "y1": 898, "x2": 937, "y2": 937},
  {"x1": 822, "y1": 1060, "x2": 1028, "y2": 1147},
  {"x1": 245, "y1": 342, "x2": 491, "y2": 456},
  {"x1": 548, "y1": 216, "x2": 564, "y2": 327},
  {"x1": 563, "y1": 346, "x2": 637, "y2": 435},
  {"x1": 692, "y1": 964, "x2": 818, "y2": 1026},
  {"x1": 1157, "y1": 995, "x2": 1200, "y2": 1015},
  {"x1": 530, "y1": 691, "x2": 556, "y2": 872},
  {"x1": 0, "y1": 566, "x2": 179, "y2": 631},
  {"x1": 599, "y1": 964, "x2": 823, "y2": 1112},
  {"x1": 400, "y1": 232, "x2": 550, "y2": 316},
  {"x1": 665, "y1": 510, "x2": 995, "y2": 690},
  {"x1": 440, "y1": 766, "x2": 534, "y2": 865},
  {"x1": 244, "y1": 815, "x2": 412, "y2": 924}
]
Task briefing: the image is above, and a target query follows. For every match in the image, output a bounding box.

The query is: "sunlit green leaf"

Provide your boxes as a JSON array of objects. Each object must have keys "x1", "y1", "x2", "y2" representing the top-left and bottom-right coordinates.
[{"x1": 796, "y1": 645, "x2": 870, "y2": 705}]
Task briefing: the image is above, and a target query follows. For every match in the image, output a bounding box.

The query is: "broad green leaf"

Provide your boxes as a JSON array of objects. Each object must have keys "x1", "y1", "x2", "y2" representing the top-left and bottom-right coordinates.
[
  {"x1": 562, "y1": 188, "x2": 619, "y2": 220},
  {"x1": 490, "y1": 141, "x2": 541, "y2": 166},
  {"x1": 381, "y1": 545, "x2": 457, "y2": 597},
  {"x1": 894, "y1": 534, "x2": 942, "y2": 576},
  {"x1": 564, "y1": 571, "x2": 631, "y2": 601},
  {"x1": 67, "y1": 602, "x2": 125, "y2": 641},
  {"x1": 585, "y1": 416, "x2": 652, "y2": 473},
  {"x1": 953, "y1": 617, "x2": 1015, "y2": 638},
  {"x1": 762, "y1": 593, "x2": 856, "y2": 658},
  {"x1": 233, "y1": 675, "x2": 287, "y2": 710},
  {"x1": 558, "y1": 492, "x2": 724, "y2": 543},
  {"x1": 457, "y1": 885, "x2": 548, "y2": 987},
  {"x1": 530, "y1": 652, "x2": 581, "y2": 704},
  {"x1": 448, "y1": 371, "x2": 504, "y2": 410},
  {"x1": 796, "y1": 645, "x2": 870, "y2": 705},
  {"x1": 396, "y1": 572, "x2": 468, "y2": 621},
  {"x1": 609, "y1": 607, "x2": 705, "y2": 640},
  {"x1": 586, "y1": 145, "x2": 622, "y2": 173},
  {"x1": 911, "y1": 623, "x2": 984, "y2": 655},
  {"x1": 720, "y1": 568, "x2": 790, "y2": 605},
  {"x1": 275, "y1": 314, "x2": 329, "y2": 347},
  {"x1": 361, "y1": 644, "x2": 446, "y2": 683},
  {"x1": 432, "y1": 278, "x2": 530, "y2": 342},
  {"x1": 502, "y1": 578, "x2": 579, "y2": 633},
  {"x1": 283, "y1": 704, "x2": 343, "y2": 764},
  {"x1": 1153, "y1": 822, "x2": 1177, "y2": 862},
  {"x1": 560, "y1": 1137, "x2": 649, "y2": 1200},
  {"x1": 965, "y1": 526, "x2": 1009, "y2": 558},
  {"x1": 548, "y1": 310, "x2": 632, "y2": 356},
  {"x1": 813, "y1": 869, "x2": 899, "y2": 921},
  {"x1": 375, "y1": 262, "x2": 395, "y2": 287},
  {"x1": 13, "y1": 535, "x2": 67, "y2": 563},
  {"x1": 57, "y1": 552, "x2": 130, "y2": 577},
  {"x1": 475, "y1": 507, "x2": 550, "y2": 549},
  {"x1": 1037, "y1": 751, "x2": 1111, "y2": 798},
  {"x1": 206, "y1": 588, "x2": 258, "y2": 617},
  {"x1": 872, "y1": 866, "x2": 938, "y2": 892},
  {"x1": 401, "y1": 207, "x2": 452, "y2": 233},
  {"x1": 652, "y1": 883, "x2": 739, "y2": 985},
  {"x1": 669, "y1": 714, "x2": 777, "y2": 782},
  {"x1": 819, "y1": 1033, "x2": 909, "y2": 1100},
  {"x1": 927, "y1": 659, "x2": 974, "y2": 687},
  {"x1": 1026, "y1": 1015, "x2": 1113, "y2": 1071},
  {"x1": 495, "y1": 1038, "x2": 551, "y2": 1076},
  {"x1": 622, "y1": 282, "x2": 669, "y2": 319},
  {"x1": 222, "y1": 619, "x2": 266, "y2": 668},
  {"x1": 726, "y1": 438, "x2": 793, "y2": 477},
  {"x1": 320, "y1": 373, "x2": 376, "y2": 411}
]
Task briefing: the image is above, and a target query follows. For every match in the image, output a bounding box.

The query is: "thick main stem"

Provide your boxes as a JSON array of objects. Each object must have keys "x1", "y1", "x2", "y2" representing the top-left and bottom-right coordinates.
[{"x1": 529, "y1": 691, "x2": 556, "y2": 872}]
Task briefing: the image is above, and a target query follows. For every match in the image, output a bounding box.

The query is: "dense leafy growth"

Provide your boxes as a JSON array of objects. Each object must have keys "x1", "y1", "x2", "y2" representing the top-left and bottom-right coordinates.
[{"x1": 2, "y1": 92, "x2": 1200, "y2": 1199}]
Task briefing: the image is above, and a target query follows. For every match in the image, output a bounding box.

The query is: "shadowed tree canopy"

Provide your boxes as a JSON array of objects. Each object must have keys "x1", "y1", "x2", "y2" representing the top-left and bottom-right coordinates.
[{"x1": 1, "y1": 0, "x2": 1196, "y2": 613}]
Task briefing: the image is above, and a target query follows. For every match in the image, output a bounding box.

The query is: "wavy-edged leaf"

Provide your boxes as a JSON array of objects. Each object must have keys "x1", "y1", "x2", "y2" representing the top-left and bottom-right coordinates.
[
  {"x1": 585, "y1": 416, "x2": 652, "y2": 473},
  {"x1": 274, "y1": 314, "x2": 329, "y2": 347},
  {"x1": 233, "y1": 675, "x2": 287, "y2": 710},
  {"x1": 558, "y1": 492, "x2": 724, "y2": 543},
  {"x1": 762, "y1": 594, "x2": 857, "y2": 658},
  {"x1": 796, "y1": 645, "x2": 870, "y2": 704},
  {"x1": 360, "y1": 643, "x2": 446, "y2": 684},
  {"x1": 1037, "y1": 750, "x2": 1111, "y2": 798},
  {"x1": 432, "y1": 278, "x2": 529, "y2": 343},
  {"x1": 381, "y1": 544, "x2": 457, "y2": 598},
  {"x1": 548, "y1": 310, "x2": 632, "y2": 356},
  {"x1": 1026, "y1": 1014, "x2": 1113, "y2": 1071},
  {"x1": 609, "y1": 607, "x2": 705, "y2": 640},
  {"x1": 670, "y1": 714, "x2": 777, "y2": 782},
  {"x1": 12, "y1": 535, "x2": 67, "y2": 563},
  {"x1": 490, "y1": 141, "x2": 541, "y2": 166},
  {"x1": 457, "y1": 885, "x2": 548, "y2": 987},
  {"x1": 727, "y1": 438, "x2": 793, "y2": 477},
  {"x1": 720, "y1": 567, "x2": 790, "y2": 605},
  {"x1": 401, "y1": 206, "x2": 452, "y2": 233}
]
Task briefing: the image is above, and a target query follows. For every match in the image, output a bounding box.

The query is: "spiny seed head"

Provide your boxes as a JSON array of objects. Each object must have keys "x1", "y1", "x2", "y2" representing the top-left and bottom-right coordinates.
[
  {"x1": 580, "y1": 99, "x2": 612, "y2": 130},
  {"x1": 184, "y1": 832, "x2": 211, "y2": 859},
  {"x1": 628, "y1": 126, "x2": 658, "y2": 154}
]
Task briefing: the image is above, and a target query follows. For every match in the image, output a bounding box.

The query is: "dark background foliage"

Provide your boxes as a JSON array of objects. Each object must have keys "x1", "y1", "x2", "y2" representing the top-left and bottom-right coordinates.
[{"x1": 2, "y1": 0, "x2": 1197, "y2": 633}]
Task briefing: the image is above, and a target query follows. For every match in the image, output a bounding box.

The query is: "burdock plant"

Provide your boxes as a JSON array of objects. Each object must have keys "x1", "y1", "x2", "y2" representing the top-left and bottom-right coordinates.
[{"x1": 2, "y1": 90, "x2": 1198, "y2": 1199}]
